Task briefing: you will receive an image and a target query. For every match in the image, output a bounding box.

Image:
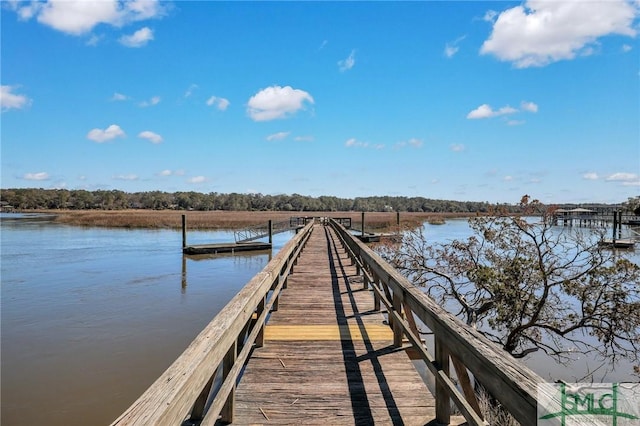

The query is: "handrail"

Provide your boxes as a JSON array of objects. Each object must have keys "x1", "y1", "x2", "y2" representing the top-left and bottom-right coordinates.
[
  {"x1": 111, "y1": 221, "x2": 314, "y2": 426},
  {"x1": 233, "y1": 219, "x2": 299, "y2": 243},
  {"x1": 329, "y1": 218, "x2": 544, "y2": 426}
]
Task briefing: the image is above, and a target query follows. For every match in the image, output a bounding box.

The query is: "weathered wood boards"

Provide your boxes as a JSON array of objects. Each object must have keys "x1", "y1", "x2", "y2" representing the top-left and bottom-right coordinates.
[
  {"x1": 111, "y1": 223, "x2": 314, "y2": 426},
  {"x1": 233, "y1": 225, "x2": 450, "y2": 425},
  {"x1": 330, "y1": 219, "x2": 546, "y2": 426}
]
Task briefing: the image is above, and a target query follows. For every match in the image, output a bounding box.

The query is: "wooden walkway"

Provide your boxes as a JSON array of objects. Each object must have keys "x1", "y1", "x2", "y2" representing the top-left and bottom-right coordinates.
[{"x1": 232, "y1": 224, "x2": 441, "y2": 425}]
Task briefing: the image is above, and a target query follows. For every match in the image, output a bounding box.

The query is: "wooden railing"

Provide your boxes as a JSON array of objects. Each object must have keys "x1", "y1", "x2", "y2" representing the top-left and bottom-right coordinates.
[
  {"x1": 111, "y1": 221, "x2": 314, "y2": 426},
  {"x1": 329, "y1": 218, "x2": 544, "y2": 426}
]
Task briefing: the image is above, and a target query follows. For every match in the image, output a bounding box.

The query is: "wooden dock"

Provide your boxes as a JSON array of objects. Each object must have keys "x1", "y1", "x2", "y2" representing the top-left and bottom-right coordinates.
[
  {"x1": 183, "y1": 242, "x2": 271, "y2": 255},
  {"x1": 114, "y1": 219, "x2": 544, "y2": 426},
  {"x1": 232, "y1": 225, "x2": 446, "y2": 425},
  {"x1": 598, "y1": 238, "x2": 635, "y2": 249}
]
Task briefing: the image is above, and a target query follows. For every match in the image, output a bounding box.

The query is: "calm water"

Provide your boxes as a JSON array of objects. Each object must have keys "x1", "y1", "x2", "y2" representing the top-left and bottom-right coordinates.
[
  {"x1": 1, "y1": 215, "x2": 294, "y2": 426},
  {"x1": 1, "y1": 216, "x2": 637, "y2": 425}
]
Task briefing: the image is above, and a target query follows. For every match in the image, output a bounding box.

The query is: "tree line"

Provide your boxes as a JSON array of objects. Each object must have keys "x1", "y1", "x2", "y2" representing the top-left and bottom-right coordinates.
[{"x1": 0, "y1": 188, "x2": 635, "y2": 213}]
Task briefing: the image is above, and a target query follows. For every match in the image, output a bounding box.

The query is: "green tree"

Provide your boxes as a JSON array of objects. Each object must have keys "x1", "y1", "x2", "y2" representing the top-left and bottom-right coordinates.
[{"x1": 380, "y1": 196, "x2": 640, "y2": 372}]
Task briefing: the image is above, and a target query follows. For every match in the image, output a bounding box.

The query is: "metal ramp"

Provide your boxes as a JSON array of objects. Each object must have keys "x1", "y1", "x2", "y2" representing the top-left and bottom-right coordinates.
[{"x1": 233, "y1": 217, "x2": 308, "y2": 243}]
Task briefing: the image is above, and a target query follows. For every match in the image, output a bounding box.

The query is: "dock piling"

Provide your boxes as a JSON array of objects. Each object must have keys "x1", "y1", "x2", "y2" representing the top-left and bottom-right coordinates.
[{"x1": 182, "y1": 214, "x2": 187, "y2": 249}]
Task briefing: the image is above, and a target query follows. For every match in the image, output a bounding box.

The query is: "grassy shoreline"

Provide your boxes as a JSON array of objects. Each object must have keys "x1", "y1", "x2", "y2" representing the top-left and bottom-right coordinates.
[{"x1": 23, "y1": 209, "x2": 476, "y2": 230}]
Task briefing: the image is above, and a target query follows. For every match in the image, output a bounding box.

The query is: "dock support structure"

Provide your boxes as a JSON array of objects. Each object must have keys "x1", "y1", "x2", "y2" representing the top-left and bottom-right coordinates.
[{"x1": 182, "y1": 214, "x2": 187, "y2": 249}]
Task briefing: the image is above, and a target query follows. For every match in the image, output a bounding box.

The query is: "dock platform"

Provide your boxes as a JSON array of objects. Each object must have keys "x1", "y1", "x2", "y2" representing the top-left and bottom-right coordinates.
[
  {"x1": 598, "y1": 238, "x2": 635, "y2": 249},
  {"x1": 182, "y1": 242, "x2": 271, "y2": 255},
  {"x1": 233, "y1": 224, "x2": 451, "y2": 424}
]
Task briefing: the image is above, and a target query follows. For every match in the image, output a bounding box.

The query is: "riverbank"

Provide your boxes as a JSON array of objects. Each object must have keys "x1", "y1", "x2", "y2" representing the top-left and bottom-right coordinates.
[{"x1": 21, "y1": 210, "x2": 477, "y2": 230}]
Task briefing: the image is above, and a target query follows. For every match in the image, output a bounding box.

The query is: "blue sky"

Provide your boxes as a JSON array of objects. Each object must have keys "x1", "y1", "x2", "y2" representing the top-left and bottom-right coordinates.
[{"x1": 2, "y1": 0, "x2": 639, "y2": 204}]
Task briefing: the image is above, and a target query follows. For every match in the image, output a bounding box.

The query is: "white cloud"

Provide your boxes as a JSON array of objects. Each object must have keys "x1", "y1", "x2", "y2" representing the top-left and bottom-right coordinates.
[
  {"x1": 622, "y1": 180, "x2": 640, "y2": 186},
  {"x1": 395, "y1": 138, "x2": 423, "y2": 149},
  {"x1": 480, "y1": 0, "x2": 639, "y2": 68},
  {"x1": 450, "y1": 143, "x2": 465, "y2": 152},
  {"x1": 206, "y1": 96, "x2": 230, "y2": 111},
  {"x1": 139, "y1": 95, "x2": 160, "y2": 107},
  {"x1": 408, "y1": 138, "x2": 423, "y2": 148},
  {"x1": 113, "y1": 174, "x2": 138, "y2": 181},
  {"x1": 119, "y1": 26, "x2": 153, "y2": 47},
  {"x1": 483, "y1": 10, "x2": 498, "y2": 23},
  {"x1": 123, "y1": 0, "x2": 164, "y2": 21},
  {"x1": 87, "y1": 124, "x2": 125, "y2": 143},
  {"x1": 24, "y1": 172, "x2": 50, "y2": 181},
  {"x1": 507, "y1": 120, "x2": 525, "y2": 126},
  {"x1": 583, "y1": 172, "x2": 599, "y2": 180},
  {"x1": 188, "y1": 176, "x2": 206, "y2": 184},
  {"x1": 444, "y1": 35, "x2": 466, "y2": 58},
  {"x1": 12, "y1": 0, "x2": 165, "y2": 36},
  {"x1": 520, "y1": 101, "x2": 538, "y2": 113},
  {"x1": 158, "y1": 169, "x2": 184, "y2": 177},
  {"x1": 606, "y1": 172, "x2": 639, "y2": 181},
  {"x1": 184, "y1": 84, "x2": 198, "y2": 98},
  {"x1": 1, "y1": 85, "x2": 32, "y2": 111},
  {"x1": 294, "y1": 135, "x2": 314, "y2": 142},
  {"x1": 36, "y1": 0, "x2": 120, "y2": 35},
  {"x1": 138, "y1": 130, "x2": 162, "y2": 144},
  {"x1": 622, "y1": 44, "x2": 633, "y2": 52},
  {"x1": 247, "y1": 85, "x2": 314, "y2": 121},
  {"x1": 467, "y1": 104, "x2": 517, "y2": 119},
  {"x1": 345, "y1": 138, "x2": 368, "y2": 148},
  {"x1": 504, "y1": 175, "x2": 513, "y2": 181},
  {"x1": 111, "y1": 92, "x2": 128, "y2": 101},
  {"x1": 338, "y1": 49, "x2": 356, "y2": 72},
  {"x1": 217, "y1": 98, "x2": 230, "y2": 111},
  {"x1": 467, "y1": 101, "x2": 538, "y2": 120},
  {"x1": 266, "y1": 131, "x2": 290, "y2": 141},
  {"x1": 9, "y1": 1, "x2": 43, "y2": 20},
  {"x1": 85, "y1": 33, "x2": 103, "y2": 46}
]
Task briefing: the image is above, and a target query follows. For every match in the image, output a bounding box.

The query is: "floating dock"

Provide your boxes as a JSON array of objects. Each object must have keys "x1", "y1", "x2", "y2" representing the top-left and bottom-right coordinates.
[
  {"x1": 183, "y1": 241, "x2": 271, "y2": 255},
  {"x1": 598, "y1": 238, "x2": 635, "y2": 249}
]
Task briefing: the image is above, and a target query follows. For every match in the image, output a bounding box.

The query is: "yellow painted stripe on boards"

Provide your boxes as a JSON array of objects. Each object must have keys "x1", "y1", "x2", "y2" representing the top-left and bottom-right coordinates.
[{"x1": 264, "y1": 324, "x2": 393, "y2": 341}]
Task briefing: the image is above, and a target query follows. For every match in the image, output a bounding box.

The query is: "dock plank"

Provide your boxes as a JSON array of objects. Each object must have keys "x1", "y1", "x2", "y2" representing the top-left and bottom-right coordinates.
[{"x1": 232, "y1": 224, "x2": 454, "y2": 425}]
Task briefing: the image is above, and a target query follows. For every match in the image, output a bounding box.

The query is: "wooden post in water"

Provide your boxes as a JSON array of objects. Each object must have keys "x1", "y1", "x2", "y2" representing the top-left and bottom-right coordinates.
[
  {"x1": 613, "y1": 211, "x2": 618, "y2": 243},
  {"x1": 182, "y1": 214, "x2": 187, "y2": 249},
  {"x1": 361, "y1": 211, "x2": 365, "y2": 237},
  {"x1": 268, "y1": 220, "x2": 273, "y2": 244},
  {"x1": 618, "y1": 211, "x2": 623, "y2": 238}
]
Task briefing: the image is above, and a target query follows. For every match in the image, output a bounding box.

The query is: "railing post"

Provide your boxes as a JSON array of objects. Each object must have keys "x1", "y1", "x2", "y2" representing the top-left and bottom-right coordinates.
[
  {"x1": 435, "y1": 337, "x2": 451, "y2": 425},
  {"x1": 272, "y1": 280, "x2": 280, "y2": 311},
  {"x1": 190, "y1": 374, "x2": 214, "y2": 421},
  {"x1": 256, "y1": 296, "x2": 266, "y2": 348},
  {"x1": 373, "y1": 273, "x2": 381, "y2": 311},
  {"x1": 363, "y1": 267, "x2": 369, "y2": 291},
  {"x1": 268, "y1": 220, "x2": 273, "y2": 244},
  {"x1": 392, "y1": 290, "x2": 403, "y2": 348},
  {"x1": 220, "y1": 341, "x2": 238, "y2": 424}
]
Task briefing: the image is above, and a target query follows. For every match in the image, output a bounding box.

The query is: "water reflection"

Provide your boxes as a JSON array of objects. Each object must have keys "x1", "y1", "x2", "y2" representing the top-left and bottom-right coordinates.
[{"x1": 181, "y1": 250, "x2": 273, "y2": 293}]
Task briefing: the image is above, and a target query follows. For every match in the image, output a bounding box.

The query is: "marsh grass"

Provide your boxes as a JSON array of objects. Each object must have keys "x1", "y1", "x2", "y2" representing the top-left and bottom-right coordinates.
[{"x1": 38, "y1": 210, "x2": 471, "y2": 230}]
